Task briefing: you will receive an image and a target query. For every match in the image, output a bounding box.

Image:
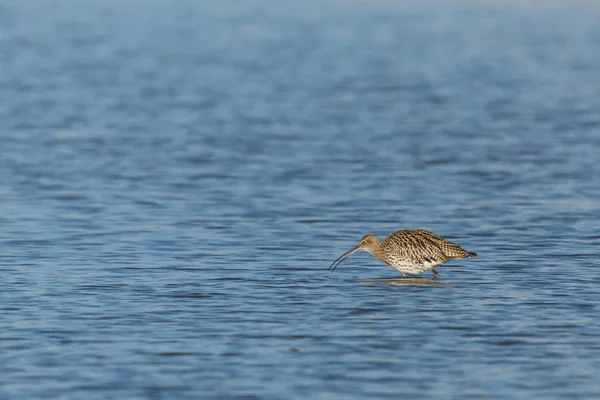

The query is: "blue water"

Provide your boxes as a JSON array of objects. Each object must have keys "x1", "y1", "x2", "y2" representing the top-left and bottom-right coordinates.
[{"x1": 1, "y1": 0, "x2": 600, "y2": 398}]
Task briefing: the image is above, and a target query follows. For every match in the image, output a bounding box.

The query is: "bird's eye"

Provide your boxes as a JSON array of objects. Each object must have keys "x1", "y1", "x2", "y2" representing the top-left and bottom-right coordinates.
[{"x1": 361, "y1": 241, "x2": 366, "y2": 245}]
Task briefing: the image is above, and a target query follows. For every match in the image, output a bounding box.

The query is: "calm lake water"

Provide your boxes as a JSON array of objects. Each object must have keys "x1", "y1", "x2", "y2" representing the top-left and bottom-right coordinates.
[{"x1": 1, "y1": 0, "x2": 600, "y2": 398}]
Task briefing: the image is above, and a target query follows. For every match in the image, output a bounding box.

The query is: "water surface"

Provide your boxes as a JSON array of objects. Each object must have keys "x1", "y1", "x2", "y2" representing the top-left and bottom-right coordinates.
[{"x1": 1, "y1": 1, "x2": 600, "y2": 398}]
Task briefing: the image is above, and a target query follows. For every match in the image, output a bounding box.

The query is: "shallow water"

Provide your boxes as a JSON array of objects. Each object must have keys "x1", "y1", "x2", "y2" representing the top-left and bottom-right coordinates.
[{"x1": 1, "y1": 0, "x2": 600, "y2": 398}]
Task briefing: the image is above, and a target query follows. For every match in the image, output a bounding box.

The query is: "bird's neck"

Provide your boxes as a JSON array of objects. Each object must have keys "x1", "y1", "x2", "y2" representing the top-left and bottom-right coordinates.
[{"x1": 365, "y1": 237, "x2": 384, "y2": 258}]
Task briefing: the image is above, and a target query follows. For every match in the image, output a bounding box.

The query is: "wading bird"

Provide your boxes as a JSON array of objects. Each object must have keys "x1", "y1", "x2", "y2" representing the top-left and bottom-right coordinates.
[{"x1": 329, "y1": 229, "x2": 476, "y2": 278}]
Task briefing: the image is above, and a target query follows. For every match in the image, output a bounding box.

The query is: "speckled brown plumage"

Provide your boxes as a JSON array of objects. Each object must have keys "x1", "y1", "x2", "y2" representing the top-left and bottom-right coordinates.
[{"x1": 329, "y1": 229, "x2": 476, "y2": 278}]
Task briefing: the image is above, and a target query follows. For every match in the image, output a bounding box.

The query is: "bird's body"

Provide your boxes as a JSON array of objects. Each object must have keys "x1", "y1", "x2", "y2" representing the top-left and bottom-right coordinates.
[{"x1": 329, "y1": 229, "x2": 476, "y2": 278}]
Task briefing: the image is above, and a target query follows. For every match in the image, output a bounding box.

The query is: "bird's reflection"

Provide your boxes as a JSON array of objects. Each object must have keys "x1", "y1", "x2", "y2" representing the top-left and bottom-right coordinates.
[{"x1": 364, "y1": 277, "x2": 452, "y2": 287}]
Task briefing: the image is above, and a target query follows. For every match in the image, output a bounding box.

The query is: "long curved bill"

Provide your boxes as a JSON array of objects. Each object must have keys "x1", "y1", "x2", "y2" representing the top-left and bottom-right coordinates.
[{"x1": 329, "y1": 245, "x2": 361, "y2": 273}]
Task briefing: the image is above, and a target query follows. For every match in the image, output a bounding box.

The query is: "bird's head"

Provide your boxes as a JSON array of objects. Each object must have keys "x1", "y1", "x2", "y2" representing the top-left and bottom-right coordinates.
[
  {"x1": 357, "y1": 234, "x2": 380, "y2": 254},
  {"x1": 329, "y1": 234, "x2": 381, "y2": 272}
]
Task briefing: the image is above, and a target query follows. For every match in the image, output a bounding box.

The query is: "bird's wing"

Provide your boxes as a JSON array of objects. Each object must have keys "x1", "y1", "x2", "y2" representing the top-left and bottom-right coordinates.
[
  {"x1": 410, "y1": 229, "x2": 471, "y2": 259},
  {"x1": 383, "y1": 231, "x2": 447, "y2": 264}
]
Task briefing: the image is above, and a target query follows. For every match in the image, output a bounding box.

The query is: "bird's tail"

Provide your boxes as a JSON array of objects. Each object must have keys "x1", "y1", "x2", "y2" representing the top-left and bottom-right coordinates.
[{"x1": 467, "y1": 252, "x2": 477, "y2": 258}]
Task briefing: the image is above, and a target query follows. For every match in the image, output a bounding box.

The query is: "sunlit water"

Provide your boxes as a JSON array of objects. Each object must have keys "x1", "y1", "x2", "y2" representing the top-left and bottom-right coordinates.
[{"x1": 1, "y1": 1, "x2": 600, "y2": 398}]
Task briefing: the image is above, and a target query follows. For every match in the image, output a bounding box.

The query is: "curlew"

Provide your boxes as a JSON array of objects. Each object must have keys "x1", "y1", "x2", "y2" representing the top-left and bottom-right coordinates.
[{"x1": 329, "y1": 229, "x2": 476, "y2": 278}]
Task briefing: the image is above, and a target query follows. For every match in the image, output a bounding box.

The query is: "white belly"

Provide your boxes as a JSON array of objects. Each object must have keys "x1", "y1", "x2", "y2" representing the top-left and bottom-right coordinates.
[{"x1": 387, "y1": 260, "x2": 442, "y2": 275}]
